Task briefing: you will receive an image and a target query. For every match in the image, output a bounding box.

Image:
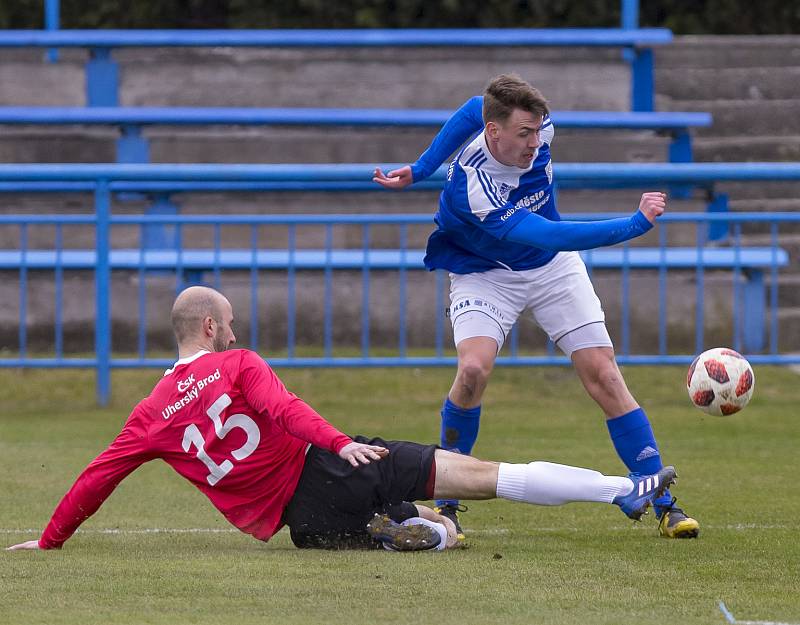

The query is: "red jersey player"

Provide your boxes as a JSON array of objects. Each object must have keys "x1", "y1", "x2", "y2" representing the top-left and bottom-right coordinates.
[{"x1": 7, "y1": 287, "x2": 678, "y2": 553}]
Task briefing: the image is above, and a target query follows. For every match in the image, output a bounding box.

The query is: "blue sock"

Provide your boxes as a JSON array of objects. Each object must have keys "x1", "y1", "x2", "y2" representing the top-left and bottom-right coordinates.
[
  {"x1": 436, "y1": 397, "x2": 480, "y2": 508},
  {"x1": 606, "y1": 407, "x2": 672, "y2": 515}
]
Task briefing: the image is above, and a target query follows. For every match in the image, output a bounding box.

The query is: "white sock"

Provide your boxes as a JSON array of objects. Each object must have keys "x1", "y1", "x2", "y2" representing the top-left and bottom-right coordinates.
[{"x1": 496, "y1": 461, "x2": 634, "y2": 505}]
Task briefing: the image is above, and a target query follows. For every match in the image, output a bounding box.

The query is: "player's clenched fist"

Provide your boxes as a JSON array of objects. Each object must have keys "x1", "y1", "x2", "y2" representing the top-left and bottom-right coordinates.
[{"x1": 638, "y1": 192, "x2": 667, "y2": 223}]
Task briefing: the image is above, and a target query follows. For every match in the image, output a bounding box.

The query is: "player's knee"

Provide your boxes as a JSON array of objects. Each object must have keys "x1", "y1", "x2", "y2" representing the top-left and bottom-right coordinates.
[
  {"x1": 591, "y1": 361, "x2": 627, "y2": 397},
  {"x1": 457, "y1": 356, "x2": 492, "y2": 389}
]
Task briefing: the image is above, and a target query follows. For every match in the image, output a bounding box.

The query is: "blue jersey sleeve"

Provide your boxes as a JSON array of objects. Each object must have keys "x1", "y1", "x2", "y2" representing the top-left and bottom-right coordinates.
[
  {"x1": 503, "y1": 210, "x2": 654, "y2": 251},
  {"x1": 410, "y1": 96, "x2": 484, "y2": 182}
]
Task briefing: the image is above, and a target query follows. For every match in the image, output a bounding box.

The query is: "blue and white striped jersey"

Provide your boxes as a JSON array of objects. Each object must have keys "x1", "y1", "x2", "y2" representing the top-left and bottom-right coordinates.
[
  {"x1": 423, "y1": 117, "x2": 560, "y2": 273},
  {"x1": 415, "y1": 96, "x2": 652, "y2": 274}
]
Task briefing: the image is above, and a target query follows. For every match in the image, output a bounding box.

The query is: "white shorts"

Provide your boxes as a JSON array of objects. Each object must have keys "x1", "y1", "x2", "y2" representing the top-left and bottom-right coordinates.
[{"x1": 448, "y1": 251, "x2": 612, "y2": 357}]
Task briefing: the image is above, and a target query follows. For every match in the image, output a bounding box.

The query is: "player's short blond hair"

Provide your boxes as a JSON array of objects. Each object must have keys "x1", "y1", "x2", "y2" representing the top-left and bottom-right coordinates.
[{"x1": 482, "y1": 73, "x2": 549, "y2": 124}]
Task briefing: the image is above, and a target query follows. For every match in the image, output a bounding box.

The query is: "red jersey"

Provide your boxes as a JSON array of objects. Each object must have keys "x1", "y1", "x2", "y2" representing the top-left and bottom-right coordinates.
[{"x1": 39, "y1": 349, "x2": 352, "y2": 549}]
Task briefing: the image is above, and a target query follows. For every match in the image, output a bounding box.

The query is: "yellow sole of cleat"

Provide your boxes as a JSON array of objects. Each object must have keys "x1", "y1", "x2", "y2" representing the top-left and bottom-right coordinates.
[{"x1": 660, "y1": 518, "x2": 700, "y2": 539}]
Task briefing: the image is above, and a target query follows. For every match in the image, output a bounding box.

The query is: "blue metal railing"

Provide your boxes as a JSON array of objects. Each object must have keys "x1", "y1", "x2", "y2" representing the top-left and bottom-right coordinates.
[
  {"x1": 0, "y1": 211, "x2": 795, "y2": 405},
  {"x1": 0, "y1": 107, "x2": 711, "y2": 166},
  {"x1": 2, "y1": 162, "x2": 799, "y2": 184},
  {"x1": 0, "y1": 163, "x2": 795, "y2": 241}
]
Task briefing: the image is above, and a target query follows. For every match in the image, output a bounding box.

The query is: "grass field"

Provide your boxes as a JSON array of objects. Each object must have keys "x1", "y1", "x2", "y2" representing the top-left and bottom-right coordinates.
[{"x1": 1, "y1": 365, "x2": 798, "y2": 625}]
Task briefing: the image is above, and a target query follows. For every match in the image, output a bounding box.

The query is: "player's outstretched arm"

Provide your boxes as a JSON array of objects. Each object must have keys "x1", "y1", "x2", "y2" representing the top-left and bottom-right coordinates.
[
  {"x1": 338, "y1": 441, "x2": 389, "y2": 467},
  {"x1": 6, "y1": 540, "x2": 41, "y2": 551},
  {"x1": 503, "y1": 192, "x2": 666, "y2": 251},
  {"x1": 372, "y1": 96, "x2": 484, "y2": 190},
  {"x1": 21, "y1": 413, "x2": 152, "y2": 550}
]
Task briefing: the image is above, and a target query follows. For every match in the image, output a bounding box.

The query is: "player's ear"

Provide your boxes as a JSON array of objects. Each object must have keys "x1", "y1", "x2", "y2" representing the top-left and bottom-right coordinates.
[
  {"x1": 485, "y1": 120, "x2": 500, "y2": 139},
  {"x1": 202, "y1": 315, "x2": 216, "y2": 337}
]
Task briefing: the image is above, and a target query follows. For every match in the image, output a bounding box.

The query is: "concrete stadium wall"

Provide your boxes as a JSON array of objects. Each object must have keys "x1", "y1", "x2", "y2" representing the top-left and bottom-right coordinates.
[{"x1": 1, "y1": 37, "x2": 799, "y2": 353}]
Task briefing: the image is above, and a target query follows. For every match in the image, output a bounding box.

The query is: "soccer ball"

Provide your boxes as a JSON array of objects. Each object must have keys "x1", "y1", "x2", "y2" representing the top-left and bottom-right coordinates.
[{"x1": 686, "y1": 347, "x2": 755, "y2": 416}]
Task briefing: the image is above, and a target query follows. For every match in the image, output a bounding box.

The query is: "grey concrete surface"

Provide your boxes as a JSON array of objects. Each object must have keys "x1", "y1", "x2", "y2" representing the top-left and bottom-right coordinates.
[{"x1": 1, "y1": 36, "x2": 799, "y2": 353}]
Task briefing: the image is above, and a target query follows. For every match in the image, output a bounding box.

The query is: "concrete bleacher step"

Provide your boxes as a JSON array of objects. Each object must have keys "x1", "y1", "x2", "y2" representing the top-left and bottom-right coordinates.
[
  {"x1": 657, "y1": 67, "x2": 800, "y2": 101},
  {"x1": 694, "y1": 136, "x2": 800, "y2": 162},
  {"x1": 0, "y1": 46, "x2": 629, "y2": 110},
  {"x1": 715, "y1": 181, "x2": 800, "y2": 200},
  {"x1": 729, "y1": 198, "x2": 800, "y2": 212},
  {"x1": 0, "y1": 126, "x2": 673, "y2": 165},
  {"x1": 665, "y1": 100, "x2": 800, "y2": 138},
  {"x1": 656, "y1": 36, "x2": 800, "y2": 70},
  {"x1": 655, "y1": 36, "x2": 800, "y2": 172}
]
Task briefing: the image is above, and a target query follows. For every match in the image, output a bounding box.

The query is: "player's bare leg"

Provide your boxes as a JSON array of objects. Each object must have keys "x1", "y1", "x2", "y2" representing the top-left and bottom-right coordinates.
[
  {"x1": 571, "y1": 346, "x2": 638, "y2": 418},
  {"x1": 431, "y1": 449, "x2": 673, "y2": 519},
  {"x1": 433, "y1": 449, "x2": 499, "y2": 500},
  {"x1": 448, "y1": 336, "x2": 498, "y2": 409},
  {"x1": 436, "y1": 336, "x2": 499, "y2": 538}
]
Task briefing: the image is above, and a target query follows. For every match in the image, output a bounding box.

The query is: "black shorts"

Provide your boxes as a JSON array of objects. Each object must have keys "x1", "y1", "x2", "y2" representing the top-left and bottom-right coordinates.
[{"x1": 282, "y1": 435, "x2": 438, "y2": 550}]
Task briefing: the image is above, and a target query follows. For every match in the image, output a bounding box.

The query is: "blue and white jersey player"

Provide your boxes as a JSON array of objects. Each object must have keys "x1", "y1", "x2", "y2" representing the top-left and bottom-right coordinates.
[{"x1": 373, "y1": 73, "x2": 699, "y2": 541}]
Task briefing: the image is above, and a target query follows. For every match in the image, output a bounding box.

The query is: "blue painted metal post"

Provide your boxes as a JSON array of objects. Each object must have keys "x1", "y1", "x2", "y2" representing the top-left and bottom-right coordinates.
[
  {"x1": 19, "y1": 224, "x2": 28, "y2": 360},
  {"x1": 695, "y1": 225, "x2": 705, "y2": 353},
  {"x1": 95, "y1": 179, "x2": 111, "y2": 405},
  {"x1": 143, "y1": 193, "x2": 179, "y2": 249},
  {"x1": 323, "y1": 224, "x2": 333, "y2": 358},
  {"x1": 117, "y1": 125, "x2": 150, "y2": 163},
  {"x1": 137, "y1": 240, "x2": 147, "y2": 359},
  {"x1": 361, "y1": 225, "x2": 371, "y2": 357},
  {"x1": 769, "y1": 223, "x2": 779, "y2": 355},
  {"x1": 668, "y1": 129, "x2": 693, "y2": 198},
  {"x1": 44, "y1": 0, "x2": 60, "y2": 62},
  {"x1": 54, "y1": 224, "x2": 64, "y2": 358},
  {"x1": 86, "y1": 48, "x2": 119, "y2": 107},
  {"x1": 621, "y1": 0, "x2": 639, "y2": 29},
  {"x1": 621, "y1": 0, "x2": 647, "y2": 110},
  {"x1": 621, "y1": 243, "x2": 631, "y2": 355},
  {"x1": 731, "y1": 223, "x2": 742, "y2": 352},
  {"x1": 631, "y1": 47, "x2": 654, "y2": 111},
  {"x1": 742, "y1": 271, "x2": 766, "y2": 353},
  {"x1": 249, "y1": 226, "x2": 260, "y2": 350},
  {"x1": 287, "y1": 225, "x2": 296, "y2": 359},
  {"x1": 708, "y1": 192, "x2": 729, "y2": 241},
  {"x1": 658, "y1": 225, "x2": 667, "y2": 355}
]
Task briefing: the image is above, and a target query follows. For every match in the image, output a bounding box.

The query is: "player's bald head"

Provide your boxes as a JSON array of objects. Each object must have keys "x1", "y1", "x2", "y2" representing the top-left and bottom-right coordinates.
[{"x1": 171, "y1": 286, "x2": 230, "y2": 345}]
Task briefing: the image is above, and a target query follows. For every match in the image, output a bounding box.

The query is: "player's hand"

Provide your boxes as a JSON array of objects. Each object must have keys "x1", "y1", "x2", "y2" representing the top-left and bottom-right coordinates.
[
  {"x1": 638, "y1": 191, "x2": 667, "y2": 224},
  {"x1": 6, "y1": 540, "x2": 41, "y2": 551},
  {"x1": 373, "y1": 166, "x2": 413, "y2": 190},
  {"x1": 338, "y1": 442, "x2": 389, "y2": 467}
]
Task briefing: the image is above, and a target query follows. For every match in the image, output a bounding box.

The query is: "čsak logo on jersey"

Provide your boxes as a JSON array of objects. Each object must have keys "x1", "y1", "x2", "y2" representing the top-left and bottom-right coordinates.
[
  {"x1": 177, "y1": 373, "x2": 196, "y2": 393},
  {"x1": 162, "y1": 368, "x2": 222, "y2": 420}
]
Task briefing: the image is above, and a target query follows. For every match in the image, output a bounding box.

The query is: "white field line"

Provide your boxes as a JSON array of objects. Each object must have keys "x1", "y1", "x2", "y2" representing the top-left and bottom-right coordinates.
[
  {"x1": 0, "y1": 523, "x2": 792, "y2": 535},
  {"x1": 735, "y1": 621, "x2": 800, "y2": 625},
  {"x1": 718, "y1": 601, "x2": 800, "y2": 625}
]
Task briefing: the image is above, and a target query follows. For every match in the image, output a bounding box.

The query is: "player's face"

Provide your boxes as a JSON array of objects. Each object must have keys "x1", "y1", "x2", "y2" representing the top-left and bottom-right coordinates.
[
  {"x1": 489, "y1": 109, "x2": 543, "y2": 169},
  {"x1": 212, "y1": 301, "x2": 237, "y2": 352}
]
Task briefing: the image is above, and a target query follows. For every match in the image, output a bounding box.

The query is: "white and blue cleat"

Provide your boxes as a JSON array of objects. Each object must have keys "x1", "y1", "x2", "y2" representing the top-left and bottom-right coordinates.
[
  {"x1": 614, "y1": 466, "x2": 677, "y2": 521},
  {"x1": 366, "y1": 514, "x2": 442, "y2": 551}
]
